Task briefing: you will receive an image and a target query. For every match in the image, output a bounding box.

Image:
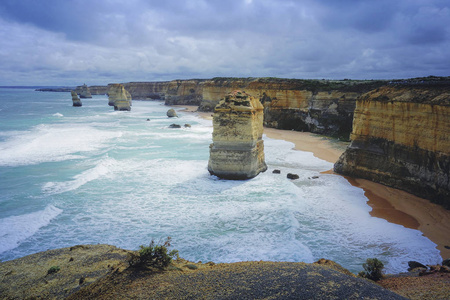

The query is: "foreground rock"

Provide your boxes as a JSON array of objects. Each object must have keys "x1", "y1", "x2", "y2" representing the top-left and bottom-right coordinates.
[
  {"x1": 0, "y1": 245, "x2": 132, "y2": 299},
  {"x1": 71, "y1": 90, "x2": 82, "y2": 107},
  {"x1": 107, "y1": 83, "x2": 132, "y2": 111},
  {"x1": 5, "y1": 244, "x2": 436, "y2": 299},
  {"x1": 208, "y1": 90, "x2": 267, "y2": 179},
  {"x1": 334, "y1": 81, "x2": 450, "y2": 208}
]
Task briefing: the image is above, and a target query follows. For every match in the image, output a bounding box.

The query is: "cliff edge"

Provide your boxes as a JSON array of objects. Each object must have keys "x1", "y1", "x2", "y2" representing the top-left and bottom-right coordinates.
[
  {"x1": 0, "y1": 245, "x2": 407, "y2": 299},
  {"x1": 334, "y1": 81, "x2": 450, "y2": 208}
]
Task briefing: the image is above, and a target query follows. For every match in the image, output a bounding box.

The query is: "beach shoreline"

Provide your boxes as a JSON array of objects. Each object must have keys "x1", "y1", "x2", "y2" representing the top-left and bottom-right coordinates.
[{"x1": 177, "y1": 105, "x2": 450, "y2": 260}]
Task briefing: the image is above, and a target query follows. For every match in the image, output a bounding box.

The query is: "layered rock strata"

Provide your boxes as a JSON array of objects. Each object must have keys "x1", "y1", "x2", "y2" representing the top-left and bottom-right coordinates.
[
  {"x1": 334, "y1": 83, "x2": 450, "y2": 208},
  {"x1": 71, "y1": 90, "x2": 82, "y2": 106},
  {"x1": 76, "y1": 84, "x2": 92, "y2": 98},
  {"x1": 208, "y1": 90, "x2": 267, "y2": 179},
  {"x1": 108, "y1": 84, "x2": 132, "y2": 111},
  {"x1": 110, "y1": 78, "x2": 386, "y2": 139}
]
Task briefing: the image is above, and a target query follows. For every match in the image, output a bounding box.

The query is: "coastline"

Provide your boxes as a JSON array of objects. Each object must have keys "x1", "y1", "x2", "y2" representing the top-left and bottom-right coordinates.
[{"x1": 178, "y1": 105, "x2": 450, "y2": 260}]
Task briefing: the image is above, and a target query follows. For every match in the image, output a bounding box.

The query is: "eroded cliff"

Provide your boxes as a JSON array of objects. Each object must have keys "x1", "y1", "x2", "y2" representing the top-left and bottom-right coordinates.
[
  {"x1": 199, "y1": 78, "x2": 387, "y2": 139},
  {"x1": 87, "y1": 78, "x2": 388, "y2": 138},
  {"x1": 334, "y1": 82, "x2": 450, "y2": 208}
]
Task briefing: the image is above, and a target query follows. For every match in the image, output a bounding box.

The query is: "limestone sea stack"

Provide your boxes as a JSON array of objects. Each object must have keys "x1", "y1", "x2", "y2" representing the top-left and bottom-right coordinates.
[
  {"x1": 77, "y1": 84, "x2": 92, "y2": 98},
  {"x1": 334, "y1": 82, "x2": 450, "y2": 208},
  {"x1": 208, "y1": 90, "x2": 267, "y2": 179},
  {"x1": 71, "y1": 90, "x2": 82, "y2": 106},
  {"x1": 108, "y1": 84, "x2": 132, "y2": 111}
]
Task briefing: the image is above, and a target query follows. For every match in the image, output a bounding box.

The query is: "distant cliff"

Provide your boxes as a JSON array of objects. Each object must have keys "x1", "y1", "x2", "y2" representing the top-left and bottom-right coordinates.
[
  {"x1": 103, "y1": 78, "x2": 387, "y2": 139},
  {"x1": 334, "y1": 80, "x2": 450, "y2": 208}
]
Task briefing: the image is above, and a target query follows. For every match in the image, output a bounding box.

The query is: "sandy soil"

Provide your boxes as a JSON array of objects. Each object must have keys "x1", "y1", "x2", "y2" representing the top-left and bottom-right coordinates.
[{"x1": 178, "y1": 105, "x2": 450, "y2": 260}]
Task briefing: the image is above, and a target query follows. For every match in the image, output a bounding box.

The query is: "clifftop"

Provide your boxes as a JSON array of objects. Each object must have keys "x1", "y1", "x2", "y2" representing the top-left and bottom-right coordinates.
[{"x1": 0, "y1": 244, "x2": 407, "y2": 299}]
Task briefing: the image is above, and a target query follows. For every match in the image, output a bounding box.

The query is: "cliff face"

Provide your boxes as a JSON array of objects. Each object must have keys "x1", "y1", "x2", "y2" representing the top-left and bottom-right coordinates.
[
  {"x1": 199, "y1": 78, "x2": 386, "y2": 139},
  {"x1": 122, "y1": 82, "x2": 170, "y2": 100},
  {"x1": 89, "y1": 85, "x2": 109, "y2": 95},
  {"x1": 164, "y1": 80, "x2": 205, "y2": 105},
  {"x1": 208, "y1": 90, "x2": 267, "y2": 179},
  {"x1": 90, "y1": 78, "x2": 385, "y2": 138},
  {"x1": 334, "y1": 84, "x2": 450, "y2": 208}
]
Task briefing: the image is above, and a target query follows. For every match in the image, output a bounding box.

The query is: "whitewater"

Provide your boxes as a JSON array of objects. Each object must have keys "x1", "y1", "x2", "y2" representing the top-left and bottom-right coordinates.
[{"x1": 0, "y1": 88, "x2": 441, "y2": 273}]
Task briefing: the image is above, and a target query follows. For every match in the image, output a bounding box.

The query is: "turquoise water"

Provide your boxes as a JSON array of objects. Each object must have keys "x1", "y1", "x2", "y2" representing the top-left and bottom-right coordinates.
[{"x1": 0, "y1": 88, "x2": 441, "y2": 273}]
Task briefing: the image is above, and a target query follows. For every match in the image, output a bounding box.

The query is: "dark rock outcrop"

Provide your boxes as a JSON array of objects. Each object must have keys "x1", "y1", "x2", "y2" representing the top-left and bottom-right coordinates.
[{"x1": 287, "y1": 173, "x2": 299, "y2": 180}]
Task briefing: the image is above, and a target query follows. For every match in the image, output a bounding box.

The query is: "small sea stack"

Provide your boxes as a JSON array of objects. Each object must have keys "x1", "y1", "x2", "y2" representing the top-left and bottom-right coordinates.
[
  {"x1": 76, "y1": 84, "x2": 92, "y2": 98},
  {"x1": 108, "y1": 84, "x2": 132, "y2": 111},
  {"x1": 71, "y1": 90, "x2": 82, "y2": 107},
  {"x1": 208, "y1": 90, "x2": 267, "y2": 179}
]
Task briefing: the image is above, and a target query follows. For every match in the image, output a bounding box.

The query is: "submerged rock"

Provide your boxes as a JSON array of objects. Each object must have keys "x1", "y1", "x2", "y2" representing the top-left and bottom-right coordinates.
[
  {"x1": 208, "y1": 90, "x2": 267, "y2": 179},
  {"x1": 71, "y1": 90, "x2": 82, "y2": 107},
  {"x1": 169, "y1": 124, "x2": 181, "y2": 128},
  {"x1": 108, "y1": 83, "x2": 132, "y2": 111},
  {"x1": 167, "y1": 108, "x2": 178, "y2": 117}
]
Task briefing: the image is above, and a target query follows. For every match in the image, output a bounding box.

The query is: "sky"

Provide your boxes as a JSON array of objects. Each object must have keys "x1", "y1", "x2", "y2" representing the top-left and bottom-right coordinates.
[{"x1": 0, "y1": 0, "x2": 449, "y2": 86}]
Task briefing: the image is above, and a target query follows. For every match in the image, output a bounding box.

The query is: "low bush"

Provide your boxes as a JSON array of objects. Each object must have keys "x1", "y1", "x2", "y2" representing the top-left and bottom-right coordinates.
[
  {"x1": 47, "y1": 266, "x2": 60, "y2": 275},
  {"x1": 358, "y1": 258, "x2": 384, "y2": 281},
  {"x1": 130, "y1": 237, "x2": 179, "y2": 269}
]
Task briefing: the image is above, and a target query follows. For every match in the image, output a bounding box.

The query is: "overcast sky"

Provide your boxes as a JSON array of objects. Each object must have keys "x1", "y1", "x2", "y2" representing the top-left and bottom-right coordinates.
[{"x1": 0, "y1": 0, "x2": 449, "y2": 86}]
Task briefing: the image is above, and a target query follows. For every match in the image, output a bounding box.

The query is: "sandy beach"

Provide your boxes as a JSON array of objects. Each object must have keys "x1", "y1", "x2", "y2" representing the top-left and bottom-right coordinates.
[{"x1": 177, "y1": 105, "x2": 450, "y2": 260}]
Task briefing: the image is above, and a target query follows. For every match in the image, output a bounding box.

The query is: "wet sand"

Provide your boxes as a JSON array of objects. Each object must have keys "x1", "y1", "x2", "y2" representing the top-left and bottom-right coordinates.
[{"x1": 178, "y1": 105, "x2": 450, "y2": 259}]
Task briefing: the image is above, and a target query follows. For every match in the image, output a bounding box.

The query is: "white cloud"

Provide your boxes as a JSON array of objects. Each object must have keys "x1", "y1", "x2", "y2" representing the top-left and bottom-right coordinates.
[{"x1": 0, "y1": 0, "x2": 448, "y2": 85}]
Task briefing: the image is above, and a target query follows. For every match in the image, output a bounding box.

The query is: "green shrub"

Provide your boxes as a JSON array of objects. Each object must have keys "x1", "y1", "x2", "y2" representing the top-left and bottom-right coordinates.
[
  {"x1": 359, "y1": 258, "x2": 384, "y2": 281},
  {"x1": 47, "y1": 266, "x2": 60, "y2": 275},
  {"x1": 131, "y1": 237, "x2": 179, "y2": 269}
]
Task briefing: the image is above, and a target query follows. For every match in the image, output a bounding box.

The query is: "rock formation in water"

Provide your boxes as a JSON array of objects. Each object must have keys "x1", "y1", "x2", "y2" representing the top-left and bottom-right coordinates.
[
  {"x1": 208, "y1": 90, "x2": 267, "y2": 179},
  {"x1": 71, "y1": 90, "x2": 82, "y2": 107},
  {"x1": 334, "y1": 80, "x2": 450, "y2": 208},
  {"x1": 76, "y1": 84, "x2": 92, "y2": 98},
  {"x1": 108, "y1": 83, "x2": 132, "y2": 111},
  {"x1": 166, "y1": 108, "x2": 178, "y2": 117}
]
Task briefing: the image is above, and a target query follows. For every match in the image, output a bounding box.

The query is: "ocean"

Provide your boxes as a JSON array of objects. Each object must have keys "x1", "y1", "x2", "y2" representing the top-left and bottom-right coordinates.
[{"x1": 0, "y1": 88, "x2": 441, "y2": 274}]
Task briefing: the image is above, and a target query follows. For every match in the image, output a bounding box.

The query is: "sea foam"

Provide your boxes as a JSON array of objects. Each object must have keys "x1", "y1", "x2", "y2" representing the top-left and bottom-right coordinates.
[
  {"x1": 0, "y1": 124, "x2": 121, "y2": 166},
  {"x1": 0, "y1": 205, "x2": 62, "y2": 254}
]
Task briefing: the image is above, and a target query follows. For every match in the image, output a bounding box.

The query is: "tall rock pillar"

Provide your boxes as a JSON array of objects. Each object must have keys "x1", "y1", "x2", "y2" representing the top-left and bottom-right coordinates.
[
  {"x1": 108, "y1": 84, "x2": 132, "y2": 111},
  {"x1": 208, "y1": 90, "x2": 267, "y2": 179},
  {"x1": 71, "y1": 90, "x2": 82, "y2": 106}
]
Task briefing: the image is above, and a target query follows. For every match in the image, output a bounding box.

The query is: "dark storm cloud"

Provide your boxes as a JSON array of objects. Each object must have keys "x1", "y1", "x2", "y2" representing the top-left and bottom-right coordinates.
[{"x1": 0, "y1": 0, "x2": 448, "y2": 85}]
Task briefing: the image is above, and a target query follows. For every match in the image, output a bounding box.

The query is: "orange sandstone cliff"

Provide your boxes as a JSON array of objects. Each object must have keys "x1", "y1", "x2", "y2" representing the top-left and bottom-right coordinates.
[
  {"x1": 105, "y1": 78, "x2": 385, "y2": 139},
  {"x1": 334, "y1": 81, "x2": 450, "y2": 208}
]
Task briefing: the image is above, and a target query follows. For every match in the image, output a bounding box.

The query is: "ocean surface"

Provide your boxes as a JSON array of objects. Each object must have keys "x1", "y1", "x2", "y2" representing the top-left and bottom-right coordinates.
[{"x1": 0, "y1": 88, "x2": 441, "y2": 273}]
